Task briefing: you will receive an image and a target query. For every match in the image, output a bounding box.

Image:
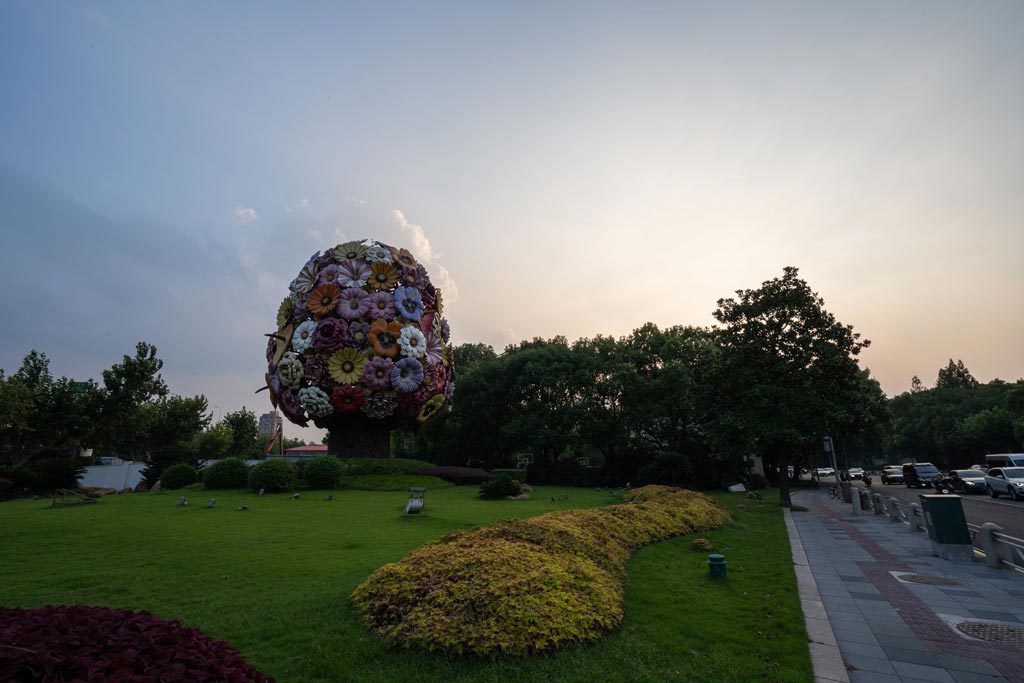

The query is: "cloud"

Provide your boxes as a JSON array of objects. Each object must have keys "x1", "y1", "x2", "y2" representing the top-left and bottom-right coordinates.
[
  {"x1": 306, "y1": 228, "x2": 323, "y2": 243},
  {"x1": 233, "y1": 206, "x2": 259, "y2": 223},
  {"x1": 392, "y1": 209, "x2": 458, "y2": 304},
  {"x1": 392, "y1": 210, "x2": 439, "y2": 263},
  {"x1": 346, "y1": 194, "x2": 366, "y2": 206},
  {"x1": 300, "y1": 198, "x2": 310, "y2": 209}
]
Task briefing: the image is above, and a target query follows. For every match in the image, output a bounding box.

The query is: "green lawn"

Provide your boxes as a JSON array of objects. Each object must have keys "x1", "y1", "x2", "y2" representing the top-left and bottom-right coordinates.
[{"x1": 0, "y1": 487, "x2": 811, "y2": 682}]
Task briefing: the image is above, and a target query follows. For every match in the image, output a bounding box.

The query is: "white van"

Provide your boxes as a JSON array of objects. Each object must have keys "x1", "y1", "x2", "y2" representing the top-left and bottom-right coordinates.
[{"x1": 985, "y1": 454, "x2": 1024, "y2": 469}]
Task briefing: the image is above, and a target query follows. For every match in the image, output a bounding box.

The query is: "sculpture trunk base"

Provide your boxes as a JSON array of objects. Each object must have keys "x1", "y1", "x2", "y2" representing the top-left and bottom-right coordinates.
[{"x1": 325, "y1": 415, "x2": 391, "y2": 459}]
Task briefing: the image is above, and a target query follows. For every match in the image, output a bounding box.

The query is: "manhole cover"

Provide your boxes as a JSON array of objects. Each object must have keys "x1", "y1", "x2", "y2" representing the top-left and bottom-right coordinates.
[
  {"x1": 957, "y1": 622, "x2": 1024, "y2": 646},
  {"x1": 899, "y1": 574, "x2": 963, "y2": 586}
]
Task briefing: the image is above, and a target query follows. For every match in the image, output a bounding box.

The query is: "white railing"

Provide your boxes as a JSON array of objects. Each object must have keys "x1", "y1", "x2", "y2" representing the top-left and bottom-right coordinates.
[{"x1": 975, "y1": 523, "x2": 1024, "y2": 572}]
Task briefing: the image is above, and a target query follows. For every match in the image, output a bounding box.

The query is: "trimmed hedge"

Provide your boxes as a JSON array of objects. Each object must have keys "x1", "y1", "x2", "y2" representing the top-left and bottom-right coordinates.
[
  {"x1": 304, "y1": 456, "x2": 343, "y2": 489},
  {"x1": 342, "y1": 474, "x2": 454, "y2": 491},
  {"x1": 351, "y1": 485, "x2": 732, "y2": 655},
  {"x1": 338, "y1": 458, "x2": 434, "y2": 476},
  {"x1": 202, "y1": 458, "x2": 250, "y2": 489},
  {"x1": 160, "y1": 463, "x2": 199, "y2": 490},
  {"x1": 248, "y1": 458, "x2": 295, "y2": 492},
  {"x1": 0, "y1": 604, "x2": 274, "y2": 682}
]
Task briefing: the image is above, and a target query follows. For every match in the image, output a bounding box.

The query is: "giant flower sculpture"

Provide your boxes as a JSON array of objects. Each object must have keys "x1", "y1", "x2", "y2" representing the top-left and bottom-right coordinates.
[{"x1": 261, "y1": 240, "x2": 454, "y2": 457}]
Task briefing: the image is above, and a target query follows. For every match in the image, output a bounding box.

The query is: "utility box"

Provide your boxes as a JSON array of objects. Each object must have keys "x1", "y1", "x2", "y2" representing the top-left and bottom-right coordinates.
[
  {"x1": 919, "y1": 494, "x2": 973, "y2": 562},
  {"x1": 840, "y1": 482, "x2": 852, "y2": 503}
]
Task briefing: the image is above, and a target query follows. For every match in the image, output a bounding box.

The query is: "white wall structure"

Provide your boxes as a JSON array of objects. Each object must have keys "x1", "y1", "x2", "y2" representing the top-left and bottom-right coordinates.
[{"x1": 78, "y1": 462, "x2": 146, "y2": 490}]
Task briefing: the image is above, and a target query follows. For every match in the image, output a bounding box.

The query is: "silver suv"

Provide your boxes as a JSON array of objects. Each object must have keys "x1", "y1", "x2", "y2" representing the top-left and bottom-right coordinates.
[{"x1": 985, "y1": 467, "x2": 1024, "y2": 500}]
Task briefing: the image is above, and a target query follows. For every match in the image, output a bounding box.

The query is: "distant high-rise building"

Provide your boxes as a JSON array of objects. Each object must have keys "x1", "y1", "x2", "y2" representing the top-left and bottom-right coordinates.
[{"x1": 258, "y1": 410, "x2": 283, "y2": 437}]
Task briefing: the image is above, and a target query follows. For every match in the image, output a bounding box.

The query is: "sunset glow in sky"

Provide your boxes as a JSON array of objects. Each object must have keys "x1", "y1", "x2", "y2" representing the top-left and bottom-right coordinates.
[{"x1": 2, "y1": 2, "x2": 1022, "y2": 440}]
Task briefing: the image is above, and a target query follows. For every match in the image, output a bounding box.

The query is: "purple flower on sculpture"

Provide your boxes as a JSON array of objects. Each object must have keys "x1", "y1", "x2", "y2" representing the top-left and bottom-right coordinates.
[
  {"x1": 304, "y1": 354, "x2": 330, "y2": 386},
  {"x1": 367, "y1": 291, "x2": 395, "y2": 320},
  {"x1": 347, "y1": 321, "x2": 370, "y2": 349},
  {"x1": 265, "y1": 337, "x2": 277, "y2": 363},
  {"x1": 313, "y1": 317, "x2": 347, "y2": 352},
  {"x1": 362, "y1": 356, "x2": 393, "y2": 390},
  {"x1": 318, "y1": 264, "x2": 342, "y2": 288},
  {"x1": 338, "y1": 259, "x2": 372, "y2": 287},
  {"x1": 336, "y1": 287, "x2": 370, "y2": 320},
  {"x1": 439, "y1": 318, "x2": 451, "y2": 343},
  {"x1": 362, "y1": 392, "x2": 396, "y2": 419},
  {"x1": 393, "y1": 286, "x2": 423, "y2": 321},
  {"x1": 422, "y1": 330, "x2": 443, "y2": 366},
  {"x1": 391, "y1": 357, "x2": 424, "y2": 393},
  {"x1": 444, "y1": 381, "x2": 455, "y2": 401},
  {"x1": 279, "y1": 389, "x2": 308, "y2": 427},
  {"x1": 398, "y1": 268, "x2": 418, "y2": 288}
]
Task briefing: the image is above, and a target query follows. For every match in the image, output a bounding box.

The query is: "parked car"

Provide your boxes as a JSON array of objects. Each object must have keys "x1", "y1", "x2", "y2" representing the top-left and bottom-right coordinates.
[
  {"x1": 944, "y1": 469, "x2": 988, "y2": 494},
  {"x1": 969, "y1": 464, "x2": 989, "y2": 472},
  {"x1": 985, "y1": 454, "x2": 1024, "y2": 469},
  {"x1": 902, "y1": 462, "x2": 941, "y2": 488},
  {"x1": 985, "y1": 467, "x2": 1024, "y2": 500},
  {"x1": 815, "y1": 467, "x2": 835, "y2": 477},
  {"x1": 848, "y1": 467, "x2": 864, "y2": 480},
  {"x1": 880, "y1": 466, "x2": 905, "y2": 485}
]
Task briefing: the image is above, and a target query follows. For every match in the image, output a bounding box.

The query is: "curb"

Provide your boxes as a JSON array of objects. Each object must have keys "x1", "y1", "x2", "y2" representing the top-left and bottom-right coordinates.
[{"x1": 784, "y1": 497, "x2": 849, "y2": 683}]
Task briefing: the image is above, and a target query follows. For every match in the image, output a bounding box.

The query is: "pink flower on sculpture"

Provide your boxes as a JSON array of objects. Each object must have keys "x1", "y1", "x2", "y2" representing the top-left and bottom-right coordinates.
[
  {"x1": 367, "y1": 291, "x2": 395, "y2": 320},
  {"x1": 338, "y1": 259, "x2": 372, "y2": 287},
  {"x1": 362, "y1": 356, "x2": 393, "y2": 390},
  {"x1": 330, "y1": 385, "x2": 365, "y2": 413},
  {"x1": 422, "y1": 330, "x2": 443, "y2": 366},
  {"x1": 336, "y1": 287, "x2": 370, "y2": 320},
  {"x1": 318, "y1": 264, "x2": 342, "y2": 288},
  {"x1": 347, "y1": 321, "x2": 370, "y2": 350}
]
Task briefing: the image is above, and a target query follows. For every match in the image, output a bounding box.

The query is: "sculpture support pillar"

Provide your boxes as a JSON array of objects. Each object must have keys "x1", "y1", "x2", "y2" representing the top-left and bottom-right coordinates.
[{"x1": 325, "y1": 415, "x2": 391, "y2": 459}]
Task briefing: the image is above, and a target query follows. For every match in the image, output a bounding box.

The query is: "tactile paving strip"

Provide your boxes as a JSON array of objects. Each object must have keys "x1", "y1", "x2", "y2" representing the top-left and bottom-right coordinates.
[{"x1": 899, "y1": 574, "x2": 963, "y2": 586}]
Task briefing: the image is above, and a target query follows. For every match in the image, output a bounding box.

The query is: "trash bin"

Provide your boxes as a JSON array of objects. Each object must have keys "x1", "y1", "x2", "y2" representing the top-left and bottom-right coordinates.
[
  {"x1": 840, "y1": 481, "x2": 852, "y2": 503},
  {"x1": 919, "y1": 494, "x2": 973, "y2": 562}
]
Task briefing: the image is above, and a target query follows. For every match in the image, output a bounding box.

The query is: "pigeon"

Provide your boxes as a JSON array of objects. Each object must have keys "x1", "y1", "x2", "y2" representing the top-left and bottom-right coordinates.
[
  {"x1": 207, "y1": 498, "x2": 216, "y2": 508},
  {"x1": 326, "y1": 494, "x2": 333, "y2": 501},
  {"x1": 258, "y1": 488, "x2": 265, "y2": 497},
  {"x1": 237, "y1": 505, "x2": 249, "y2": 511},
  {"x1": 560, "y1": 493, "x2": 569, "y2": 501},
  {"x1": 291, "y1": 493, "x2": 300, "y2": 500},
  {"x1": 550, "y1": 496, "x2": 556, "y2": 502},
  {"x1": 177, "y1": 496, "x2": 187, "y2": 506}
]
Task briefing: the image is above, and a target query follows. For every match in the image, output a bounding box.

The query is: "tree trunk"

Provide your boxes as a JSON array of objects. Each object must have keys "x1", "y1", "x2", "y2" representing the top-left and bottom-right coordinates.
[{"x1": 325, "y1": 415, "x2": 391, "y2": 459}]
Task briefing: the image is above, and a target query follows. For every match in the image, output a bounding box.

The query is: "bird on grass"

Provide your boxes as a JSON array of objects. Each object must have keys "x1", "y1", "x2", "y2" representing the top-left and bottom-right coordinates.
[
  {"x1": 291, "y1": 493, "x2": 300, "y2": 500},
  {"x1": 326, "y1": 494, "x2": 333, "y2": 501},
  {"x1": 237, "y1": 505, "x2": 249, "y2": 511},
  {"x1": 258, "y1": 488, "x2": 265, "y2": 497},
  {"x1": 550, "y1": 496, "x2": 556, "y2": 502},
  {"x1": 560, "y1": 493, "x2": 569, "y2": 501},
  {"x1": 207, "y1": 498, "x2": 216, "y2": 508},
  {"x1": 177, "y1": 496, "x2": 187, "y2": 507}
]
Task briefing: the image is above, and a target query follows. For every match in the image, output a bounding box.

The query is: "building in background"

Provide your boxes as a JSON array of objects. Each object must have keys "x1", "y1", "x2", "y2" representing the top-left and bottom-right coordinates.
[{"x1": 258, "y1": 411, "x2": 283, "y2": 437}]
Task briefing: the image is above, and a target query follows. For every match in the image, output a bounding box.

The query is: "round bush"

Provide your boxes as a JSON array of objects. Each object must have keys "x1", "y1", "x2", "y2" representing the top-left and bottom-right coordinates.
[
  {"x1": 478, "y1": 473, "x2": 522, "y2": 499},
  {"x1": 303, "y1": 456, "x2": 342, "y2": 489},
  {"x1": 248, "y1": 458, "x2": 295, "y2": 492},
  {"x1": 0, "y1": 604, "x2": 274, "y2": 682},
  {"x1": 160, "y1": 463, "x2": 199, "y2": 490},
  {"x1": 202, "y1": 458, "x2": 250, "y2": 489}
]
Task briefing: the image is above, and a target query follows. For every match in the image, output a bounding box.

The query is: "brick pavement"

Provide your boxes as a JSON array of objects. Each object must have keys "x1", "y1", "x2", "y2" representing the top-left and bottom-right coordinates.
[{"x1": 789, "y1": 489, "x2": 1024, "y2": 683}]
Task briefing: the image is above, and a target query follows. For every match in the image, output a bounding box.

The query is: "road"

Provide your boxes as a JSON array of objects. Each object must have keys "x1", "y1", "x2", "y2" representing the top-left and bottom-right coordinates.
[{"x1": 851, "y1": 480, "x2": 1024, "y2": 543}]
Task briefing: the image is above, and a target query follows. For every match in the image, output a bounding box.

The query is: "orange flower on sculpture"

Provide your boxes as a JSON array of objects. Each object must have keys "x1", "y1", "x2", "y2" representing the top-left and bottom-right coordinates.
[
  {"x1": 367, "y1": 262, "x2": 400, "y2": 292},
  {"x1": 389, "y1": 247, "x2": 418, "y2": 271},
  {"x1": 306, "y1": 284, "x2": 342, "y2": 316},
  {"x1": 370, "y1": 319, "x2": 403, "y2": 358}
]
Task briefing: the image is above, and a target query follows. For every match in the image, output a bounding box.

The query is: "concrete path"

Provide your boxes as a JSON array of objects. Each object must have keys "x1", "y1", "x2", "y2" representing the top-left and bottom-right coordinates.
[{"x1": 787, "y1": 489, "x2": 1024, "y2": 683}]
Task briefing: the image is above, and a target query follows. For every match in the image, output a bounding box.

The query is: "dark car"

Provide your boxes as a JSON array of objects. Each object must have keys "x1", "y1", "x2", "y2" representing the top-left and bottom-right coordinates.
[
  {"x1": 945, "y1": 469, "x2": 988, "y2": 494},
  {"x1": 880, "y1": 466, "x2": 905, "y2": 485},
  {"x1": 903, "y1": 463, "x2": 941, "y2": 488}
]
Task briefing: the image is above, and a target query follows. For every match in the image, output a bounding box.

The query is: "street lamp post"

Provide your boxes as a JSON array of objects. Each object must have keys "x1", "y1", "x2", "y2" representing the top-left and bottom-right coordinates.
[{"x1": 823, "y1": 436, "x2": 841, "y2": 491}]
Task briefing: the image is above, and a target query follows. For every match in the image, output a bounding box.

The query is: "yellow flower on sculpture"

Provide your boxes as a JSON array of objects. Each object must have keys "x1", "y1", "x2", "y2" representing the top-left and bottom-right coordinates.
[{"x1": 328, "y1": 348, "x2": 366, "y2": 384}]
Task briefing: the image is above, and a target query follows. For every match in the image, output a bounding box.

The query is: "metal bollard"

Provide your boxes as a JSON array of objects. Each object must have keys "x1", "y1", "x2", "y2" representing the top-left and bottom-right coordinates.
[
  {"x1": 909, "y1": 503, "x2": 925, "y2": 532},
  {"x1": 852, "y1": 488, "x2": 862, "y2": 515}
]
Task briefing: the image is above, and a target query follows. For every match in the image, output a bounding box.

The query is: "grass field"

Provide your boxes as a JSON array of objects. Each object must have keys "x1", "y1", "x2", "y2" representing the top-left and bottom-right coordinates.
[{"x1": 0, "y1": 486, "x2": 812, "y2": 682}]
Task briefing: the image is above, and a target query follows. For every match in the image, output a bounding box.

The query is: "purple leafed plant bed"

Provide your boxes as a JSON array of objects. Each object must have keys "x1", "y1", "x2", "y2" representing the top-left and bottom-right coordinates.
[{"x1": 0, "y1": 604, "x2": 275, "y2": 683}]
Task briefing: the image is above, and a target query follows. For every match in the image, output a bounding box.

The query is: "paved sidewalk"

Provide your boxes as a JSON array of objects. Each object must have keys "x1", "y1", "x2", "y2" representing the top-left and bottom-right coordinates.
[{"x1": 788, "y1": 489, "x2": 1024, "y2": 683}]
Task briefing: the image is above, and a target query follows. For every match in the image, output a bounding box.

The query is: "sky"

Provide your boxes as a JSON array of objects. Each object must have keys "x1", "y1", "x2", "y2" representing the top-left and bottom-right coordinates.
[{"x1": 1, "y1": 1, "x2": 1022, "y2": 441}]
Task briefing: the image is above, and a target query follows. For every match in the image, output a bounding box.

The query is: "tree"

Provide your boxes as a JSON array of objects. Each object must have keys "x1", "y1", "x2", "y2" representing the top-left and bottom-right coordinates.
[
  {"x1": 712, "y1": 267, "x2": 872, "y2": 505},
  {"x1": 219, "y1": 407, "x2": 261, "y2": 459},
  {"x1": 96, "y1": 342, "x2": 168, "y2": 458},
  {"x1": 911, "y1": 376, "x2": 925, "y2": 393},
  {"x1": 936, "y1": 359, "x2": 979, "y2": 390},
  {"x1": 0, "y1": 370, "x2": 35, "y2": 466}
]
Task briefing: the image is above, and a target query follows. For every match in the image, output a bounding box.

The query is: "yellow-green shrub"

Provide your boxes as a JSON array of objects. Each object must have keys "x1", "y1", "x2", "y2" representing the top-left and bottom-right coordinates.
[{"x1": 351, "y1": 485, "x2": 732, "y2": 656}]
